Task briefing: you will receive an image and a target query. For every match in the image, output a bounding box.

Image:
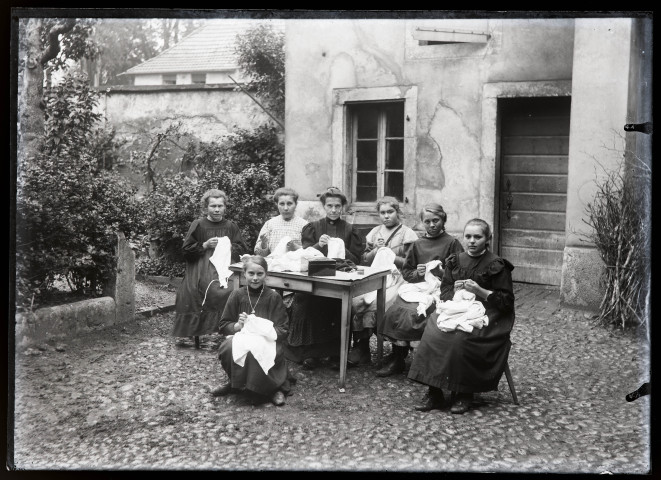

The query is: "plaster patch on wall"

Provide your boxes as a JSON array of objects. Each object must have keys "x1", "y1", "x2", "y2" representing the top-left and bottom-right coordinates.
[
  {"x1": 353, "y1": 26, "x2": 406, "y2": 85},
  {"x1": 329, "y1": 52, "x2": 358, "y2": 89},
  {"x1": 305, "y1": 163, "x2": 321, "y2": 176}
]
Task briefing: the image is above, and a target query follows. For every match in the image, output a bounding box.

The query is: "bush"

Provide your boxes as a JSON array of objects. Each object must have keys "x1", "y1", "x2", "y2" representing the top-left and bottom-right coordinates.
[
  {"x1": 16, "y1": 73, "x2": 143, "y2": 311},
  {"x1": 582, "y1": 156, "x2": 651, "y2": 330},
  {"x1": 136, "y1": 125, "x2": 284, "y2": 276}
]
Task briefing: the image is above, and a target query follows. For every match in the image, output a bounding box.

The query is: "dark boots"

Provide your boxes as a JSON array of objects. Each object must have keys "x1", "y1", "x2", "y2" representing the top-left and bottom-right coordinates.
[
  {"x1": 347, "y1": 337, "x2": 372, "y2": 366},
  {"x1": 415, "y1": 387, "x2": 446, "y2": 412},
  {"x1": 375, "y1": 345, "x2": 407, "y2": 377}
]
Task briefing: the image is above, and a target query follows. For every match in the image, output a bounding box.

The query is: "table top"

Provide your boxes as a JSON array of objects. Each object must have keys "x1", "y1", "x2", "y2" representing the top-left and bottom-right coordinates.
[{"x1": 229, "y1": 262, "x2": 391, "y2": 284}]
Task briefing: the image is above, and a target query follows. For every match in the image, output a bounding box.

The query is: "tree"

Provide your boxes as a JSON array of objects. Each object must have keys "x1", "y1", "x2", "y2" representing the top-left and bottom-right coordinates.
[{"x1": 235, "y1": 23, "x2": 285, "y2": 123}]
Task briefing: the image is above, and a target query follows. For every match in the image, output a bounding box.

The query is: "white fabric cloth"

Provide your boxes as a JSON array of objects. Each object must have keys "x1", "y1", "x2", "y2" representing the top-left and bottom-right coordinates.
[
  {"x1": 270, "y1": 235, "x2": 292, "y2": 257},
  {"x1": 209, "y1": 236, "x2": 233, "y2": 288},
  {"x1": 231, "y1": 314, "x2": 277, "y2": 375},
  {"x1": 397, "y1": 260, "x2": 443, "y2": 316},
  {"x1": 327, "y1": 237, "x2": 346, "y2": 259},
  {"x1": 360, "y1": 247, "x2": 399, "y2": 306},
  {"x1": 435, "y1": 289, "x2": 489, "y2": 333},
  {"x1": 267, "y1": 246, "x2": 324, "y2": 272}
]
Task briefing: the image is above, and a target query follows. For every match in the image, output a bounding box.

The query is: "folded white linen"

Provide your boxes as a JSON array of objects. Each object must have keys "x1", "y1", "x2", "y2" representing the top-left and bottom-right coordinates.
[{"x1": 232, "y1": 314, "x2": 278, "y2": 375}]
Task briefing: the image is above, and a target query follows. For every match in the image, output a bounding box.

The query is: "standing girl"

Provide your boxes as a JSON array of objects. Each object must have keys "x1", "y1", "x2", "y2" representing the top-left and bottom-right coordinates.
[
  {"x1": 172, "y1": 189, "x2": 248, "y2": 348},
  {"x1": 212, "y1": 255, "x2": 290, "y2": 406}
]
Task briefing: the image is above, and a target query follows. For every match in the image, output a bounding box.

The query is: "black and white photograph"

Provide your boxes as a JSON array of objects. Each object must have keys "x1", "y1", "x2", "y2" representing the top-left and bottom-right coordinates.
[{"x1": 9, "y1": 8, "x2": 652, "y2": 473}]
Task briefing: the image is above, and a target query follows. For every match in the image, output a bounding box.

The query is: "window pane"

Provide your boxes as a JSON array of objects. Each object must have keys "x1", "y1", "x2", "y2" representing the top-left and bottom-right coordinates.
[
  {"x1": 356, "y1": 172, "x2": 377, "y2": 202},
  {"x1": 356, "y1": 105, "x2": 379, "y2": 139},
  {"x1": 356, "y1": 141, "x2": 377, "y2": 170},
  {"x1": 384, "y1": 172, "x2": 403, "y2": 201},
  {"x1": 386, "y1": 139, "x2": 404, "y2": 170},
  {"x1": 385, "y1": 102, "x2": 405, "y2": 137}
]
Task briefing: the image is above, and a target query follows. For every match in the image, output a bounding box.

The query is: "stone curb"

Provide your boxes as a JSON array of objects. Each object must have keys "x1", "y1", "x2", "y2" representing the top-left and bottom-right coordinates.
[{"x1": 135, "y1": 304, "x2": 176, "y2": 318}]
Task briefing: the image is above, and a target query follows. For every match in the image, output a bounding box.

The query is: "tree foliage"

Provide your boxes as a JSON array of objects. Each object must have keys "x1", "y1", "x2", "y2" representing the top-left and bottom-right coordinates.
[
  {"x1": 16, "y1": 73, "x2": 143, "y2": 311},
  {"x1": 235, "y1": 24, "x2": 285, "y2": 121}
]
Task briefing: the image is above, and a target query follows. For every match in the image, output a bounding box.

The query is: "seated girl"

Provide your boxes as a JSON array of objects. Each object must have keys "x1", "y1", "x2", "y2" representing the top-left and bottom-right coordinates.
[
  {"x1": 254, "y1": 187, "x2": 308, "y2": 257},
  {"x1": 376, "y1": 203, "x2": 464, "y2": 377},
  {"x1": 212, "y1": 256, "x2": 291, "y2": 406},
  {"x1": 408, "y1": 218, "x2": 515, "y2": 414},
  {"x1": 286, "y1": 187, "x2": 364, "y2": 370},
  {"x1": 348, "y1": 196, "x2": 419, "y2": 366}
]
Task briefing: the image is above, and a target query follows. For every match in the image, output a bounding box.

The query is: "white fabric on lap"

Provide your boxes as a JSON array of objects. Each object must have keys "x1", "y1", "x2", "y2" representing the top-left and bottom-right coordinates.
[{"x1": 232, "y1": 314, "x2": 277, "y2": 374}]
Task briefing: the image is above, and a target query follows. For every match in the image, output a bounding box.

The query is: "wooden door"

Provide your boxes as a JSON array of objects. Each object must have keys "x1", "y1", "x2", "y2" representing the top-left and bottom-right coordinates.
[{"x1": 497, "y1": 97, "x2": 571, "y2": 285}]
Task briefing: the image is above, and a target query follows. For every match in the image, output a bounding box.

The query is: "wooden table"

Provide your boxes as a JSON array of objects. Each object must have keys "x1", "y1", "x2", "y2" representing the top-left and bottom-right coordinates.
[{"x1": 229, "y1": 263, "x2": 391, "y2": 391}]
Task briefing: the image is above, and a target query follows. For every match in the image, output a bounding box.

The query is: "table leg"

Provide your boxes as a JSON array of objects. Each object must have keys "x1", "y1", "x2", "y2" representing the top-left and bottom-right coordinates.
[
  {"x1": 376, "y1": 276, "x2": 386, "y2": 363},
  {"x1": 338, "y1": 290, "x2": 352, "y2": 392}
]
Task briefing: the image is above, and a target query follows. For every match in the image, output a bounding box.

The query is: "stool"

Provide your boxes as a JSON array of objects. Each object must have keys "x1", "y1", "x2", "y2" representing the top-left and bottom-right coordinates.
[{"x1": 503, "y1": 361, "x2": 519, "y2": 405}]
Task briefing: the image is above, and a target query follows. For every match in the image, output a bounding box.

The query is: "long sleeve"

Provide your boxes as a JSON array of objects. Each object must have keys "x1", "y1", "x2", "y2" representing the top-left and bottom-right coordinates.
[
  {"x1": 254, "y1": 222, "x2": 270, "y2": 256},
  {"x1": 440, "y1": 255, "x2": 457, "y2": 301},
  {"x1": 228, "y1": 222, "x2": 249, "y2": 263},
  {"x1": 484, "y1": 259, "x2": 515, "y2": 313},
  {"x1": 218, "y1": 289, "x2": 241, "y2": 335},
  {"x1": 267, "y1": 292, "x2": 290, "y2": 342},
  {"x1": 182, "y1": 219, "x2": 205, "y2": 261},
  {"x1": 402, "y1": 244, "x2": 423, "y2": 283},
  {"x1": 302, "y1": 222, "x2": 324, "y2": 254},
  {"x1": 344, "y1": 224, "x2": 364, "y2": 265}
]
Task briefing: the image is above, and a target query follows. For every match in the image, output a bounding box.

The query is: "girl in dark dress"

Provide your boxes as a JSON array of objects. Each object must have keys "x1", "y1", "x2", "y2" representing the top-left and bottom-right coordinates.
[
  {"x1": 212, "y1": 256, "x2": 290, "y2": 406},
  {"x1": 376, "y1": 203, "x2": 464, "y2": 377},
  {"x1": 172, "y1": 189, "x2": 248, "y2": 348},
  {"x1": 408, "y1": 218, "x2": 515, "y2": 414},
  {"x1": 286, "y1": 187, "x2": 364, "y2": 369}
]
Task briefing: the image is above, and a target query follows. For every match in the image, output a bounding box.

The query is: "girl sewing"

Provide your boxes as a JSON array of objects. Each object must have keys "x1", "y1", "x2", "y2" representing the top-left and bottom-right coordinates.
[{"x1": 212, "y1": 256, "x2": 290, "y2": 406}]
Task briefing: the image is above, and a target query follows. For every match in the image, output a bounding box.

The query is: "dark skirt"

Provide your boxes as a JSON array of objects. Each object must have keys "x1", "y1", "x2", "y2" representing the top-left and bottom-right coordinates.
[
  {"x1": 407, "y1": 312, "x2": 513, "y2": 393},
  {"x1": 218, "y1": 339, "x2": 290, "y2": 397},
  {"x1": 285, "y1": 293, "x2": 341, "y2": 362},
  {"x1": 379, "y1": 295, "x2": 436, "y2": 342},
  {"x1": 172, "y1": 281, "x2": 232, "y2": 337}
]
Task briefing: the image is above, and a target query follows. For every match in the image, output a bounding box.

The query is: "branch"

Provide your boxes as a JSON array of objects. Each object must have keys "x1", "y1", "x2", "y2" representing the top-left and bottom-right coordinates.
[{"x1": 40, "y1": 19, "x2": 76, "y2": 66}]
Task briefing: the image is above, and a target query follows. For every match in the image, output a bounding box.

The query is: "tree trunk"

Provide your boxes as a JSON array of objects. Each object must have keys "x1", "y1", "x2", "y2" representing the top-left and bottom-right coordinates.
[{"x1": 17, "y1": 18, "x2": 45, "y2": 170}]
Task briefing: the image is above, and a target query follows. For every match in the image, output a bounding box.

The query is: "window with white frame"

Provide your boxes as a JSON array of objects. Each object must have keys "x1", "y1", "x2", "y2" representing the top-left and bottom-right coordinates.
[{"x1": 349, "y1": 101, "x2": 405, "y2": 203}]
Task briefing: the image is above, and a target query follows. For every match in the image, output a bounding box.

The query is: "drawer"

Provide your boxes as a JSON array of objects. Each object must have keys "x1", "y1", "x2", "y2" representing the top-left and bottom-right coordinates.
[{"x1": 265, "y1": 276, "x2": 313, "y2": 293}]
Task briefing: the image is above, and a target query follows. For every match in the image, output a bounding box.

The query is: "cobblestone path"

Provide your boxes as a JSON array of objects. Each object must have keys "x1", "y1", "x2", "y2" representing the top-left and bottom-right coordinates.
[{"x1": 11, "y1": 284, "x2": 650, "y2": 473}]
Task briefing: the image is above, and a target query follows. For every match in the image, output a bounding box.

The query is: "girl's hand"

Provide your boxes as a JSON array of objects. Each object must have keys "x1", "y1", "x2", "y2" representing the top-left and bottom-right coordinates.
[
  {"x1": 259, "y1": 234, "x2": 268, "y2": 249},
  {"x1": 287, "y1": 239, "x2": 302, "y2": 251},
  {"x1": 319, "y1": 234, "x2": 331, "y2": 247},
  {"x1": 462, "y1": 279, "x2": 488, "y2": 298},
  {"x1": 235, "y1": 313, "x2": 248, "y2": 332},
  {"x1": 416, "y1": 264, "x2": 427, "y2": 276},
  {"x1": 454, "y1": 280, "x2": 466, "y2": 292},
  {"x1": 203, "y1": 237, "x2": 219, "y2": 250},
  {"x1": 375, "y1": 237, "x2": 385, "y2": 248}
]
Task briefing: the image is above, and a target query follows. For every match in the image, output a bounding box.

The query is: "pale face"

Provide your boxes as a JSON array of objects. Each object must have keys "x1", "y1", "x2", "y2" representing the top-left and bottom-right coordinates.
[
  {"x1": 464, "y1": 224, "x2": 489, "y2": 254},
  {"x1": 244, "y1": 262, "x2": 267, "y2": 288},
  {"x1": 422, "y1": 211, "x2": 445, "y2": 237},
  {"x1": 207, "y1": 197, "x2": 226, "y2": 222},
  {"x1": 379, "y1": 203, "x2": 400, "y2": 228},
  {"x1": 324, "y1": 197, "x2": 343, "y2": 221},
  {"x1": 277, "y1": 195, "x2": 297, "y2": 221}
]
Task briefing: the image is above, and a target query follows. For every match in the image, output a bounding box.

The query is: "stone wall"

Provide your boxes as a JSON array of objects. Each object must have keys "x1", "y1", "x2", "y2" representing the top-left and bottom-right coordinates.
[{"x1": 15, "y1": 233, "x2": 136, "y2": 348}]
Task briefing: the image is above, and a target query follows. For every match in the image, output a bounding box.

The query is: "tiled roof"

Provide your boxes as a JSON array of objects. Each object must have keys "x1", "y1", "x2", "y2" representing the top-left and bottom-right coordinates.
[{"x1": 122, "y1": 19, "x2": 284, "y2": 75}]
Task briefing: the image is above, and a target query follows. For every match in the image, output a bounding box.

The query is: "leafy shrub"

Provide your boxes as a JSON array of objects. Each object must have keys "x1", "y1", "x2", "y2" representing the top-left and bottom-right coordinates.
[
  {"x1": 16, "y1": 73, "x2": 143, "y2": 311},
  {"x1": 136, "y1": 124, "x2": 284, "y2": 276}
]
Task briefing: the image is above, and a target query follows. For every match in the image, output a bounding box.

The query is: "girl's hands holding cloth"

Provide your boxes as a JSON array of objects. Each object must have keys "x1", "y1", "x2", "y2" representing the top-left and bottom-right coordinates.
[{"x1": 234, "y1": 312, "x2": 249, "y2": 332}]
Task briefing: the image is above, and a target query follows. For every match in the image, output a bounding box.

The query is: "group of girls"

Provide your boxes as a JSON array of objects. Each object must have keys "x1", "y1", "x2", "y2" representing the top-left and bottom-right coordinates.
[{"x1": 172, "y1": 186, "x2": 515, "y2": 413}]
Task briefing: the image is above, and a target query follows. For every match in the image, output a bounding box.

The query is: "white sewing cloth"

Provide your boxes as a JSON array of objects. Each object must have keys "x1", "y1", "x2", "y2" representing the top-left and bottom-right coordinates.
[
  {"x1": 360, "y1": 247, "x2": 399, "y2": 306},
  {"x1": 209, "y1": 236, "x2": 233, "y2": 288},
  {"x1": 397, "y1": 260, "x2": 443, "y2": 316},
  {"x1": 270, "y1": 235, "x2": 292, "y2": 257},
  {"x1": 327, "y1": 237, "x2": 346, "y2": 259},
  {"x1": 231, "y1": 314, "x2": 278, "y2": 375},
  {"x1": 267, "y1": 246, "x2": 324, "y2": 272},
  {"x1": 435, "y1": 289, "x2": 489, "y2": 333}
]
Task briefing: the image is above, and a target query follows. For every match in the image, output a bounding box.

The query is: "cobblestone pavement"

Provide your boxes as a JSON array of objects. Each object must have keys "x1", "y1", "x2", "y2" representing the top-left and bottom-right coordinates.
[{"x1": 11, "y1": 283, "x2": 651, "y2": 473}]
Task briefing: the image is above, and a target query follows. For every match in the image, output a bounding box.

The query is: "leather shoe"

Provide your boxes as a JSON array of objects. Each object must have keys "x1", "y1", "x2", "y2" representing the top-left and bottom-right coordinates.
[
  {"x1": 450, "y1": 398, "x2": 471, "y2": 414},
  {"x1": 271, "y1": 390, "x2": 286, "y2": 406},
  {"x1": 210, "y1": 383, "x2": 232, "y2": 397},
  {"x1": 415, "y1": 394, "x2": 445, "y2": 412},
  {"x1": 302, "y1": 358, "x2": 320, "y2": 370},
  {"x1": 347, "y1": 348, "x2": 371, "y2": 366},
  {"x1": 375, "y1": 357, "x2": 405, "y2": 377}
]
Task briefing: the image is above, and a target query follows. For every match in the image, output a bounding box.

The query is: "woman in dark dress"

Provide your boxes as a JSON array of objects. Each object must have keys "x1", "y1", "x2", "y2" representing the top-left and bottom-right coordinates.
[
  {"x1": 286, "y1": 187, "x2": 364, "y2": 369},
  {"x1": 376, "y1": 203, "x2": 464, "y2": 377},
  {"x1": 212, "y1": 256, "x2": 290, "y2": 406},
  {"x1": 172, "y1": 189, "x2": 248, "y2": 348},
  {"x1": 408, "y1": 218, "x2": 515, "y2": 414}
]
